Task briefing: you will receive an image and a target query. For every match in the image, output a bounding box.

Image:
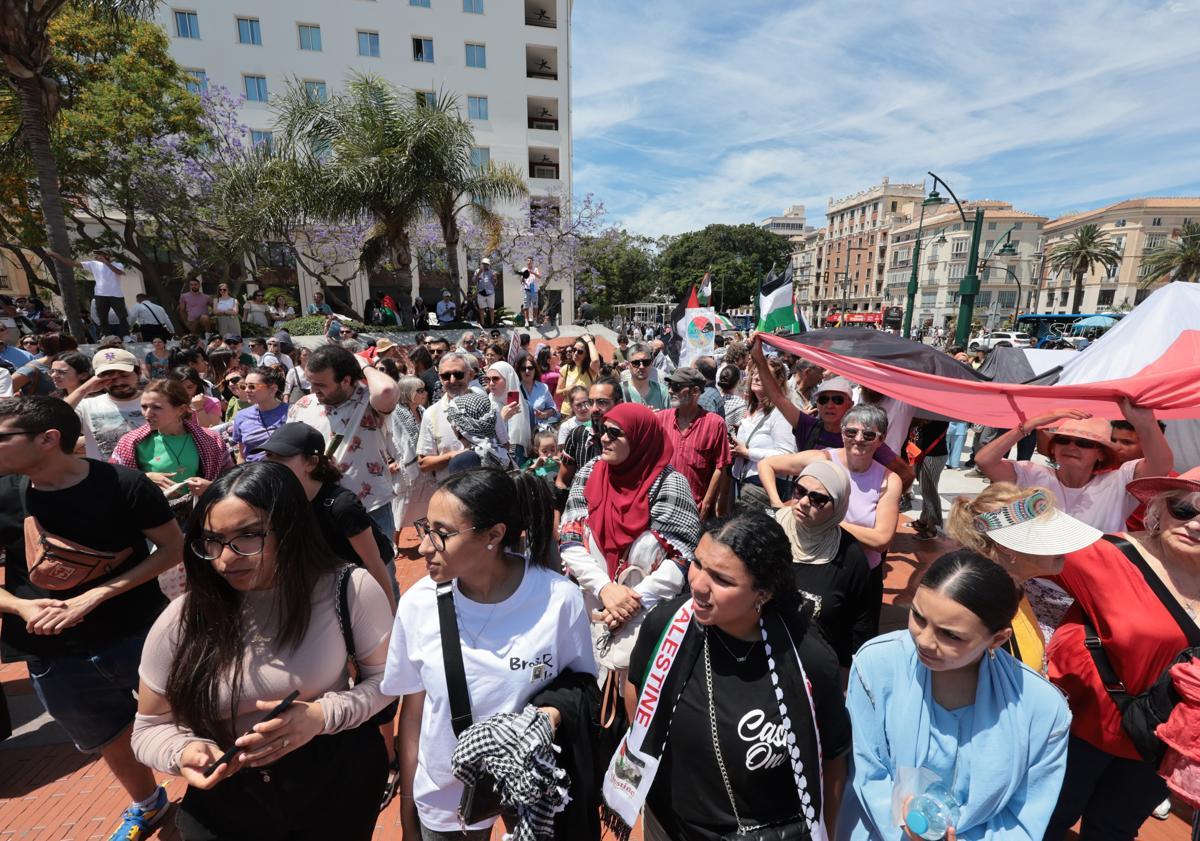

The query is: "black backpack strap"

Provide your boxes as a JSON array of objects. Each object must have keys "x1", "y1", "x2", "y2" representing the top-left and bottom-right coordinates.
[
  {"x1": 333, "y1": 564, "x2": 360, "y2": 682},
  {"x1": 1103, "y1": 535, "x2": 1200, "y2": 646},
  {"x1": 436, "y1": 582, "x2": 474, "y2": 738}
]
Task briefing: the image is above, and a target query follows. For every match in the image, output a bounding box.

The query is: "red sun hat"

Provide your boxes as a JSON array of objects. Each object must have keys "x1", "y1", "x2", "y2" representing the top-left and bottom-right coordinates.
[{"x1": 1126, "y1": 465, "x2": 1200, "y2": 503}]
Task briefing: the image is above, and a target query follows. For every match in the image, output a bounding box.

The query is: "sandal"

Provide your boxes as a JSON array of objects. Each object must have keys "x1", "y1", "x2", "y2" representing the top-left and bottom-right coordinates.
[{"x1": 379, "y1": 757, "x2": 401, "y2": 811}]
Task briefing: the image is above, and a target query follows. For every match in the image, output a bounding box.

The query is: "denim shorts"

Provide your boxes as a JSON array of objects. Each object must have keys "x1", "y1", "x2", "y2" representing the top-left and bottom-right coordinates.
[{"x1": 27, "y1": 631, "x2": 147, "y2": 752}]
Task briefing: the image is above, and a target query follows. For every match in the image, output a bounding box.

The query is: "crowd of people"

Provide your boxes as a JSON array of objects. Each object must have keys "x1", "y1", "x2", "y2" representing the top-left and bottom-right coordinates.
[{"x1": 0, "y1": 312, "x2": 1198, "y2": 841}]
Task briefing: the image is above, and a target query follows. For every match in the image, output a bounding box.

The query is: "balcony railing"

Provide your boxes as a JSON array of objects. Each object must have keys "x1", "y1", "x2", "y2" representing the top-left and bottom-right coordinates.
[
  {"x1": 526, "y1": 68, "x2": 558, "y2": 80},
  {"x1": 526, "y1": 13, "x2": 557, "y2": 27},
  {"x1": 528, "y1": 117, "x2": 559, "y2": 130}
]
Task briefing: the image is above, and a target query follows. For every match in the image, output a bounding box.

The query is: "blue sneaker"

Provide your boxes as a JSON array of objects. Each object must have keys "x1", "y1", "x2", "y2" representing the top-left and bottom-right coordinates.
[{"x1": 106, "y1": 785, "x2": 169, "y2": 841}]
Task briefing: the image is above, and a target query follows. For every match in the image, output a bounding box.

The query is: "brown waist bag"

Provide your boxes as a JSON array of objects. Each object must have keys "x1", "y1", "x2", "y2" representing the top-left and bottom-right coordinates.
[{"x1": 24, "y1": 516, "x2": 132, "y2": 591}]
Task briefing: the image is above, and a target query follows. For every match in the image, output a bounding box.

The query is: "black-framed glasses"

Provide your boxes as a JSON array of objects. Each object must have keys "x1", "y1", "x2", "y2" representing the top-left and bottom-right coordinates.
[
  {"x1": 599, "y1": 424, "x2": 624, "y2": 441},
  {"x1": 1051, "y1": 435, "x2": 1100, "y2": 450},
  {"x1": 1166, "y1": 498, "x2": 1200, "y2": 522},
  {"x1": 793, "y1": 486, "x2": 834, "y2": 507},
  {"x1": 842, "y1": 427, "x2": 879, "y2": 442},
  {"x1": 414, "y1": 518, "x2": 482, "y2": 552},
  {"x1": 439, "y1": 370, "x2": 467, "y2": 381},
  {"x1": 191, "y1": 531, "x2": 271, "y2": 560},
  {"x1": 817, "y1": 394, "x2": 847, "y2": 406},
  {"x1": 0, "y1": 429, "x2": 36, "y2": 443},
  {"x1": 629, "y1": 359, "x2": 652, "y2": 368},
  {"x1": 587, "y1": 397, "x2": 613, "y2": 408}
]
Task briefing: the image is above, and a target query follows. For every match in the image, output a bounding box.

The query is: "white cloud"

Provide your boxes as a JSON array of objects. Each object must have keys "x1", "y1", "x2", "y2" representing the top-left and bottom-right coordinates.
[{"x1": 571, "y1": 0, "x2": 1200, "y2": 235}]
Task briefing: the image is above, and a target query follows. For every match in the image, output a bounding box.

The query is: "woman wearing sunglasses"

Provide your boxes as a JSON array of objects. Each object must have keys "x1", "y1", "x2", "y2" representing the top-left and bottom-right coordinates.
[
  {"x1": 230, "y1": 368, "x2": 287, "y2": 463},
  {"x1": 777, "y1": 460, "x2": 880, "y2": 675},
  {"x1": 1040, "y1": 466, "x2": 1200, "y2": 838},
  {"x1": 560, "y1": 403, "x2": 699, "y2": 717},
  {"x1": 132, "y1": 463, "x2": 395, "y2": 840},
  {"x1": 974, "y1": 399, "x2": 1172, "y2": 533},
  {"x1": 759, "y1": 403, "x2": 902, "y2": 572},
  {"x1": 515, "y1": 351, "x2": 559, "y2": 430},
  {"x1": 555, "y1": 335, "x2": 600, "y2": 415}
]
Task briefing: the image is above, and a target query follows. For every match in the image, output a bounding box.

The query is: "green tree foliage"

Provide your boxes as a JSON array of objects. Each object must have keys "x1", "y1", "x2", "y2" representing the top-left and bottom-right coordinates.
[
  {"x1": 1047, "y1": 223, "x2": 1122, "y2": 314},
  {"x1": 656, "y1": 224, "x2": 793, "y2": 309},
  {"x1": 1142, "y1": 221, "x2": 1200, "y2": 285},
  {"x1": 576, "y1": 228, "x2": 661, "y2": 317}
]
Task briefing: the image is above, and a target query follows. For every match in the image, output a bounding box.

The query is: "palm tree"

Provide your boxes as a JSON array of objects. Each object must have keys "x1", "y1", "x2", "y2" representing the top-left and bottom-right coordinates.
[
  {"x1": 1048, "y1": 223, "x2": 1122, "y2": 314},
  {"x1": 1, "y1": 0, "x2": 152, "y2": 339},
  {"x1": 1142, "y1": 221, "x2": 1200, "y2": 285},
  {"x1": 412, "y1": 95, "x2": 527, "y2": 299},
  {"x1": 270, "y1": 75, "x2": 458, "y2": 308}
]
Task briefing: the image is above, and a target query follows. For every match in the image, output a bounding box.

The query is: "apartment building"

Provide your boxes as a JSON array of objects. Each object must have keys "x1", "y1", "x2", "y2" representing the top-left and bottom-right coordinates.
[
  {"x1": 884, "y1": 201, "x2": 1047, "y2": 331},
  {"x1": 1036, "y1": 198, "x2": 1200, "y2": 314},
  {"x1": 158, "y1": 0, "x2": 573, "y2": 316},
  {"x1": 812, "y1": 177, "x2": 924, "y2": 326},
  {"x1": 760, "y1": 205, "x2": 809, "y2": 237}
]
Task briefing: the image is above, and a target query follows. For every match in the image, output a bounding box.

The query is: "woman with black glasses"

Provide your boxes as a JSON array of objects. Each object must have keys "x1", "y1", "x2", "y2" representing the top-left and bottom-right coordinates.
[
  {"x1": 382, "y1": 468, "x2": 596, "y2": 841},
  {"x1": 974, "y1": 398, "x2": 1171, "y2": 533},
  {"x1": 132, "y1": 462, "x2": 395, "y2": 840},
  {"x1": 775, "y1": 460, "x2": 879, "y2": 674}
]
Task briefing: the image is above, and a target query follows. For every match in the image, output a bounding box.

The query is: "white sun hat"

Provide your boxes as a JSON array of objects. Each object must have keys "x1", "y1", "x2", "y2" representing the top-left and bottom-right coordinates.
[{"x1": 972, "y1": 488, "x2": 1101, "y2": 555}]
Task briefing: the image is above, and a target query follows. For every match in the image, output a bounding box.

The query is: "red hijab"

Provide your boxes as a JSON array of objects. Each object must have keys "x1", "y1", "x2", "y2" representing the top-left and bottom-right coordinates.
[{"x1": 583, "y1": 403, "x2": 674, "y2": 578}]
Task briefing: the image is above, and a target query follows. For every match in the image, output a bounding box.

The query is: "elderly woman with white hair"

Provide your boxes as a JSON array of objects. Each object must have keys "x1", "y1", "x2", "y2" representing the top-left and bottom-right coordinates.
[{"x1": 389, "y1": 375, "x2": 432, "y2": 528}]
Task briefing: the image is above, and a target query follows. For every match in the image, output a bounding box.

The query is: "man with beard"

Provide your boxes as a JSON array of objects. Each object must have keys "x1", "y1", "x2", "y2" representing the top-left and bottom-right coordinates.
[
  {"x1": 74, "y1": 348, "x2": 145, "y2": 460},
  {"x1": 416, "y1": 351, "x2": 474, "y2": 483},
  {"x1": 288, "y1": 345, "x2": 399, "y2": 537}
]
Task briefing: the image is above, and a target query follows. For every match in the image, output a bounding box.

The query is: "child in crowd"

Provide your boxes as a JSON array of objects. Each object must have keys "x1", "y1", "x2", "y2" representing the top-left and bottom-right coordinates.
[{"x1": 523, "y1": 429, "x2": 560, "y2": 478}]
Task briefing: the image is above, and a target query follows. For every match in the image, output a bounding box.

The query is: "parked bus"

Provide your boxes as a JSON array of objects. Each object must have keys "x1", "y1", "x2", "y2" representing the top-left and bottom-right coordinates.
[{"x1": 1015, "y1": 313, "x2": 1124, "y2": 347}]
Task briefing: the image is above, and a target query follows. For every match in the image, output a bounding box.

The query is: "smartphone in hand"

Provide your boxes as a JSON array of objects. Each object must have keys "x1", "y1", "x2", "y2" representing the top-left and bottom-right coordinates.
[{"x1": 204, "y1": 690, "x2": 300, "y2": 776}]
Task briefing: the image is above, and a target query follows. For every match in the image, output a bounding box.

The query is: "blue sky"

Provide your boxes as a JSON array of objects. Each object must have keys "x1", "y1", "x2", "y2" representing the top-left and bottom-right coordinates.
[{"x1": 570, "y1": 0, "x2": 1200, "y2": 236}]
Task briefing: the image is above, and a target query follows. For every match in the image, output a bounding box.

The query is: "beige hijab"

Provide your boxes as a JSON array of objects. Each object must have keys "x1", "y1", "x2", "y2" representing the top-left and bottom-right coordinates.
[{"x1": 776, "y1": 460, "x2": 852, "y2": 564}]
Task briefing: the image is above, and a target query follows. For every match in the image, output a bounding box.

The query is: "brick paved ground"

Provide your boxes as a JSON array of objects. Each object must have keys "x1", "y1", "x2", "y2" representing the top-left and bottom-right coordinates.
[{"x1": 0, "y1": 525, "x2": 1191, "y2": 839}]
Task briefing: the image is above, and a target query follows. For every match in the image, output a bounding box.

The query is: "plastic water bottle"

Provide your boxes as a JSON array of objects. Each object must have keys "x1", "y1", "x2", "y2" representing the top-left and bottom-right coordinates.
[{"x1": 905, "y1": 781, "x2": 961, "y2": 840}]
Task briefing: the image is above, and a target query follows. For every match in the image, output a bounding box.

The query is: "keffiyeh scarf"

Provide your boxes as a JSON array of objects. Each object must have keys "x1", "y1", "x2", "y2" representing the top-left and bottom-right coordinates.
[
  {"x1": 451, "y1": 706, "x2": 569, "y2": 841},
  {"x1": 448, "y1": 392, "x2": 511, "y2": 468}
]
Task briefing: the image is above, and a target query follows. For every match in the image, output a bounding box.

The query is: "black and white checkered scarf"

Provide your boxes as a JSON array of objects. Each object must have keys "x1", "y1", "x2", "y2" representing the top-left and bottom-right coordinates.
[{"x1": 450, "y1": 706, "x2": 569, "y2": 841}]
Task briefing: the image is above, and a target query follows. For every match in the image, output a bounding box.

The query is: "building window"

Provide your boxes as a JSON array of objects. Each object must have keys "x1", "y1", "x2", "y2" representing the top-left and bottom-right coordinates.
[
  {"x1": 250, "y1": 130, "x2": 273, "y2": 149},
  {"x1": 470, "y1": 147, "x2": 490, "y2": 169},
  {"x1": 411, "y1": 0, "x2": 431, "y2": 5},
  {"x1": 998, "y1": 291, "x2": 1017, "y2": 308},
  {"x1": 465, "y1": 43, "x2": 486, "y2": 68},
  {"x1": 951, "y1": 239, "x2": 968, "y2": 256},
  {"x1": 298, "y1": 24, "x2": 322, "y2": 51},
  {"x1": 1046, "y1": 291, "x2": 1055, "y2": 307},
  {"x1": 948, "y1": 263, "x2": 966, "y2": 280},
  {"x1": 174, "y1": 10, "x2": 200, "y2": 38},
  {"x1": 244, "y1": 75, "x2": 268, "y2": 102},
  {"x1": 1152, "y1": 217, "x2": 1162, "y2": 227},
  {"x1": 304, "y1": 80, "x2": 327, "y2": 102},
  {"x1": 988, "y1": 221, "x2": 997, "y2": 230},
  {"x1": 237, "y1": 17, "x2": 261, "y2": 45},
  {"x1": 416, "y1": 90, "x2": 437, "y2": 108},
  {"x1": 357, "y1": 31, "x2": 380, "y2": 57},
  {"x1": 1145, "y1": 233, "x2": 1166, "y2": 251},
  {"x1": 184, "y1": 69, "x2": 208, "y2": 94},
  {"x1": 464, "y1": 0, "x2": 484, "y2": 11},
  {"x1": 1114, "y1": 219, "x2": 1127, "y2": 228},
  {"x1": 467, "y1": 95, "x2": 488, "y2": 120},
  {"x1": 1098, "y1": 289, "x2": 1115, "y2": 307},
  {"x1": 412, "y1": 37, "x2": 434, "y2": 62}
]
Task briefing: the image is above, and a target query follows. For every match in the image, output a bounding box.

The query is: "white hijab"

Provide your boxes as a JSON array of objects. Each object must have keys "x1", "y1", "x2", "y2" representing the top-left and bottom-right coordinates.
[
  {"x1": 778, "y1": 460, "x2": 852, "y2": 564},
  {"x1": 487, "y1": 360, "x2": 531, "y2": 450}
]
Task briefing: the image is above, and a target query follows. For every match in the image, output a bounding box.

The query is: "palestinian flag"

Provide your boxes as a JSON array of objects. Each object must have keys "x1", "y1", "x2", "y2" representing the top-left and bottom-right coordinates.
[
  {"x1": 697, "y1": 271, "x2": 712, "y2": 306},
  {"x1": 757, "y1": 263, "x2": 800, "y2": 332}
]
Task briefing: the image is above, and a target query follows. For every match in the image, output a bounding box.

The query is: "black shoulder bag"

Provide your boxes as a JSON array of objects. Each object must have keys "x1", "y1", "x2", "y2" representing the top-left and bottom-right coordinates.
[
  {"x1": 1081, "y1": 535, "x2": 1200, "y2": 765},
  {"x1": 334, "y1": 565, "x2": 400, "y2": 728},
  {"x1": 436, "y1": 581, "x2": 506, "y2": 825}
]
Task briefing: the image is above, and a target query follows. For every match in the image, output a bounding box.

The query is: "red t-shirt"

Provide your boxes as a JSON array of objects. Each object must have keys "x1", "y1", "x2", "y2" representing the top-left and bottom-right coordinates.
[
  {"x1": 1047, "y1": 535, "x2": 1195, "y2": 759},
  {"x1": 657, "y1": 408, "x2": 731, "y2": 506}
]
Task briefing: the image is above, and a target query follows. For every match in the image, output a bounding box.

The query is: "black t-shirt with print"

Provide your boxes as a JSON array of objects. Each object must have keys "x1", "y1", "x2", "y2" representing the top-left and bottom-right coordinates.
[
  {"x1": 0, "y1": 461, "x2": 173, "y2": 661},
  {"x1": 629, "y1": 596, "x2": 850, "y2": 841},
  {"x1": 312, "y1": 482, "x2": 394, "y2": 567}
]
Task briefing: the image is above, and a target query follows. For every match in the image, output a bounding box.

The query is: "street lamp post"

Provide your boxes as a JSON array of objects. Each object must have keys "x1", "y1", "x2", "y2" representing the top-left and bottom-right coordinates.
[{"x1": 902, "y1": 175, "x2": 948, "y2": 338}]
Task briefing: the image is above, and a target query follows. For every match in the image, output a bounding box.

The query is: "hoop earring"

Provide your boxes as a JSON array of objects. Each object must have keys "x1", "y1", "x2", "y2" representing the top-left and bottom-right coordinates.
[{"x1": 988, "y1": 649, "x2": 997, "y2": 660}]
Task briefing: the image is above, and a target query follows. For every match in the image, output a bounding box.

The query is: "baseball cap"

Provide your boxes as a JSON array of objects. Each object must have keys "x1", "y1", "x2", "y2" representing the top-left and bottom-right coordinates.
[
  {"x1": 481, "y1": 257, "x2": 491, "y2": 265},
  {"x1": 92, "y1": 348, "x2": 138, "y2": 375},
  {"x1": 666, "y1": 367, "x2": 705, "y2": 388},
  {"x1": 442, "y1": 290, "x2": 452, "y2": 298},
  {"x1": 253, "y1": 422, "x2": 326, "y2": 458},
  {"x1": 815, "y1": 376, "x2": 854, "y2": 398},
  {"x1": 224, "y1": 334, "x2": 242, "y2": 344},
  {"x1": 971, "y1": 488, "x2": 1101, "y2": 555}
]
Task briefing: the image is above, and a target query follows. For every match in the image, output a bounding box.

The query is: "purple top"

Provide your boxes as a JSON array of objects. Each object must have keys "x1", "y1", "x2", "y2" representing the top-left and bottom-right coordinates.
[
  {"x1": 231, "y1": 403, "x2": 289, "y2": 461},
  {"x1": 832, "y1": 449, "x2": 887, "y2": 569}
]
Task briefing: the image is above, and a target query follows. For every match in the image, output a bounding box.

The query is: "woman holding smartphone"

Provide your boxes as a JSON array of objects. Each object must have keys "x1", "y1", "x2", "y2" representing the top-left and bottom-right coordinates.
[{"x1": 131, "y1": 462, "x2": 395, "y2": 840}]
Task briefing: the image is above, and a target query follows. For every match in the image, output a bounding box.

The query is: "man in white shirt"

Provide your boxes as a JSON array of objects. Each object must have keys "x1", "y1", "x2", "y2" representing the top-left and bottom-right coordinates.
[
  {"x1": 416, "y1": 352, "x2": 473, "y2": 483},
  {"x1": 129, "y1": 293, "x2": 175, "y2": 341},
  {"x1": 48, "y1": 249, "x2": 129, "y2": 338},
  {"x1": 74, "y1": 348, "x2": 145, "y2": 459}
]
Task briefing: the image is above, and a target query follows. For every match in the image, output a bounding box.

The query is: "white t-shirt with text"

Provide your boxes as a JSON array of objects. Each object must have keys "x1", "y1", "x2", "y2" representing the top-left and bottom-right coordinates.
[
  {"x1": 381, "y1": 563, "x2": 595, "y2": 832},
  {"x1": 76, "y1": 393, "x2": 146, "y2": 460}
]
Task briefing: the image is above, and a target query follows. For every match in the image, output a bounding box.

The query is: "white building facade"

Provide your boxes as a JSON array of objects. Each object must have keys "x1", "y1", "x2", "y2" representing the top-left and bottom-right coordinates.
[{"x1": 157, "y1": 0, "x2": 573, "y2": 319}]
